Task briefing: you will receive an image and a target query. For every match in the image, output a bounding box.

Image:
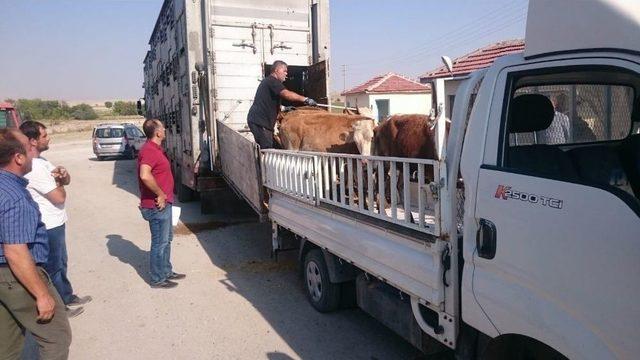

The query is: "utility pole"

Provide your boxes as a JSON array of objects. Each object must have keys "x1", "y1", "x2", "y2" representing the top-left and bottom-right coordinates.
[{"x1": 341, "y1": 64, "x2": 347, "y2": 93}]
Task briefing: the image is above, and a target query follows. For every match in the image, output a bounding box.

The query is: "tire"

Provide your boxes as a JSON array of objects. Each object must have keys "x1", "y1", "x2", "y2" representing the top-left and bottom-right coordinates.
[{"x1": 303, "y1": 249, "x2": 341, "y2": 313}]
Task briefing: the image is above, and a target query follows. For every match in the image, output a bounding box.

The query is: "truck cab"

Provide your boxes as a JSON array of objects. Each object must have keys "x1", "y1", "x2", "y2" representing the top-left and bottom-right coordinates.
[
  {"x1": 0, "y1": 102, "x2": 21, "y2": 129},
  {"x1": 449, "y1": 1, "x2": 640, "y2": 357}
]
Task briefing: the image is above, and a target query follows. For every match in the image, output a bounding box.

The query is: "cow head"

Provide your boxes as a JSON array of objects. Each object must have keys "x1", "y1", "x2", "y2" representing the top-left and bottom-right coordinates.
[{"x1": 352, "y1": 119, "x2": 375, "y2": 156}]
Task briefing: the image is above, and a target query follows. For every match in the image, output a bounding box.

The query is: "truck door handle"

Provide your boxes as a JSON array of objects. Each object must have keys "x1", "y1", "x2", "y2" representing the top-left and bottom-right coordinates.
[{"x1": 476, "y1": 219, "x2": 497, "y2": 259}]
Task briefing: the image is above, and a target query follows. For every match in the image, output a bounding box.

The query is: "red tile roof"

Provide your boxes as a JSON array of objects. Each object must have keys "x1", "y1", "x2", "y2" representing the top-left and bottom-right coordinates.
[
  {"x1": 419, "y1": 39, "x2": 525, "y2": 81},
  {"x1": 341, "y1": 72, "x2": 430, "y2": 96}
]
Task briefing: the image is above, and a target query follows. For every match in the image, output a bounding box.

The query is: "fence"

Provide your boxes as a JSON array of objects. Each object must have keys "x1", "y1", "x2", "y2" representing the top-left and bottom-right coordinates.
[{"x1": 262, "y1": 150, "x2": 442, "y2": 236}]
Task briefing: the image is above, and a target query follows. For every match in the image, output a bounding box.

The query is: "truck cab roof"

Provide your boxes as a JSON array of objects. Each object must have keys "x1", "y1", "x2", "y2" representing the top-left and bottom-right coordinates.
[{"x1": 524, "y1": 0, "x2": 640, "y2": 59}]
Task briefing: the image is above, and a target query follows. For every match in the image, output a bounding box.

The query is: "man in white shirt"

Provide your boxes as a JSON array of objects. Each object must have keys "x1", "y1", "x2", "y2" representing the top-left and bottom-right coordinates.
[{"x1": 20, "y1": 121, "x2": 91, "y2": 318}]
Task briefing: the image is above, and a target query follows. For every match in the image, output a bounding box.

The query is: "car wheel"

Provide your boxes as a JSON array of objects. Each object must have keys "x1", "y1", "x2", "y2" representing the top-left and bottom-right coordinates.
[{"x1": 304, "y1": 249, "x2": 341, "y2": 313}]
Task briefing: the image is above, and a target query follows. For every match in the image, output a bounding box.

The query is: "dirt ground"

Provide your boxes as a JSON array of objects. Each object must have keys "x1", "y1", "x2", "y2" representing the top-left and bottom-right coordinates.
[{"x1": 28, "y1": 132, "x2": 424, "y2": 359}]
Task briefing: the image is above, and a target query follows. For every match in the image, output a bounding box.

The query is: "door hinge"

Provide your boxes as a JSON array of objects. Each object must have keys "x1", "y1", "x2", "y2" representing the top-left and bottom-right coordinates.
[
  {"x1": 441, "y1": 245, "x2": 451, "y2": 287},
  {"x1": 428, "y1": 182, "x2": 440, "y2": 202}
]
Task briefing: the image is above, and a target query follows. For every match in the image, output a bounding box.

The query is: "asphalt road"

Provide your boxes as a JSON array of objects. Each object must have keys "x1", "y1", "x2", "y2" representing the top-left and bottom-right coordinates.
[{"x1": 28, "y1": 134, "x2": 424, "y2": 359}]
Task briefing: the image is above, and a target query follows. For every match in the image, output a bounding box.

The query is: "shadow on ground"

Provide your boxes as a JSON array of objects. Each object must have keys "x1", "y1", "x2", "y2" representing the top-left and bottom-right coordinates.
[
  {"x1": 191, "y1": 219, "x2": 425, "y2": 359},
  {"x1": 103, "y1": 151, "x2": 427, "y2": 359},
  {"x1": 106, "y1": 234, "x2": 149, "y2": 284},
  {"x1": 110, "y1": 158, "x2": 140, "y2": 198}
]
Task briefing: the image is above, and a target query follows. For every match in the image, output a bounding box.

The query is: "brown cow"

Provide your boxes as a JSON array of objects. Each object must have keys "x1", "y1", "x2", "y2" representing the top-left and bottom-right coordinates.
[
  {"x1": 278, "y1": 108, "x2": 375, "y2": 155},
  {"x1": 276, "y1": 107, "x2": 376, "y2": 206},
  {"x1": 373, "y1": 114, "x2": 444, "y2": 161},
  {"x1": 372, "y1": 114, "x2": 450, "y2": 216}
]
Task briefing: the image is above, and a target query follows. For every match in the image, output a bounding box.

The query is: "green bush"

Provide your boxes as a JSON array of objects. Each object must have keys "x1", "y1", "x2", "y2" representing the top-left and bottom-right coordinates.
[
  {"x1": 105, "y1": 101, "x2": 113, "y2": 109},
  {"x1": 70, "y1": 104, "x2": 98, "y2": 120},
  {"x1": 113, "y1": 101, "x2": 138, "y2": 116},
  {"x1": 12, "y1": 99, "x2": 102, "y2": 120},
  {"x1": 15, "y1": 99, "x2": 71, "y2": 121}
]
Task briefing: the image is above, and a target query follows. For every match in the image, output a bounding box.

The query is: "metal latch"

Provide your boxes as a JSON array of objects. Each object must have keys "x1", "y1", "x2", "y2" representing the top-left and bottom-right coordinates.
[
  {"x1": 271, "y1": 42, "x2": 292, "y2": 54},
  {"x1": 232, "y1": 40, "x2": 256, "y2": 54}
]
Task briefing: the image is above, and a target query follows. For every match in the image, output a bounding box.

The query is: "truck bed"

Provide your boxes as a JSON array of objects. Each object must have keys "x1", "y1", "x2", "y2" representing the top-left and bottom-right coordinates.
[{"x1": 269, "y1": 191, "x2": 445, "y2": 305}]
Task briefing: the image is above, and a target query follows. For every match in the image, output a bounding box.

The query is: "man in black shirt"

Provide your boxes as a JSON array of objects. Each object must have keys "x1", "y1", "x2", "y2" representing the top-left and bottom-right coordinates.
[{"x1": 247, "y1": 60, "x2": 317, "y2": 149}]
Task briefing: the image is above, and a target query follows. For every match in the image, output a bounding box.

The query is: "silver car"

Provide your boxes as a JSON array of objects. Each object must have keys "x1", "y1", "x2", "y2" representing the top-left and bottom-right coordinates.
[{"x1": 92, "y1": 123, "x2": 146, "y2": 160}]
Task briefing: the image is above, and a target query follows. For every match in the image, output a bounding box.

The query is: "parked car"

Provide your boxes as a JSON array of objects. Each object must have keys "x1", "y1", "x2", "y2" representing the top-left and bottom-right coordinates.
[{"x1": 92, "y1": 123, "x2": 146, "y2": 160}]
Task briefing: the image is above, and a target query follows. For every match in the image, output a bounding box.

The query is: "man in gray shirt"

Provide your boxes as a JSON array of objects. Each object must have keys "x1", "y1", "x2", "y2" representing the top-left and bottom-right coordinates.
[{"x1": 537, "y1": 94, "x2": 571, "y2": 144}]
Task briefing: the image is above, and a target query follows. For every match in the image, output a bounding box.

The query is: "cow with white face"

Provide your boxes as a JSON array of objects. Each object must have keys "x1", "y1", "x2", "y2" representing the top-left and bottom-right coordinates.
[{"x1": 277, "y1": 108, "x2": 375, "y2": 155}]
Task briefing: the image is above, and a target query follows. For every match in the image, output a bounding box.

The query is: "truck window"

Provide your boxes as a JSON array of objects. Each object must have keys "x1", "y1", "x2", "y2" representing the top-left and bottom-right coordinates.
[
  {"x1": 509, "y1": 84, "x2": 634, "y2": 146},
  {"x1": 502, "y1": 68, "x2": 640, "y2": 206}
]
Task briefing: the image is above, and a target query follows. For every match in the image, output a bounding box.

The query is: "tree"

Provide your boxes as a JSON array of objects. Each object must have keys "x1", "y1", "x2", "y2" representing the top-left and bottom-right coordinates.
[
  {"x1": 112, "y1": 101, "x2": 138, "y2": 116},
  {"x1": 70, "y1": 104, "x2": 98, "y2": 120},
  {"x1": 15, "y1": 99, "x2": 69, "y2": 120},
  {"x1": 105, "y1": 101, "x2": 113, "y2": 109}
]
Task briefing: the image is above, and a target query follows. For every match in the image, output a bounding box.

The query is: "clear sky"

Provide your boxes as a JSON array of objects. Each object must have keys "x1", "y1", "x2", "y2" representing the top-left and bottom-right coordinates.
[{"x1": 0, "y1": 0, "x2": 527, "y2": 102}]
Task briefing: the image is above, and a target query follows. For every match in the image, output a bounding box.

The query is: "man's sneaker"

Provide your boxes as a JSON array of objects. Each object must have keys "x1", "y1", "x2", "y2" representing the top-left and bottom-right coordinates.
[
  {"x1": 67, "y1": 295, "x2": 92, "y2": 307},
  {"x1": 150, "y1": 280, "x2": 178, "y2": 289},
  {"x1": 167, "y1": 272, "x2": 186, "y2": 280},
  {"x1": 66, "y1": 306, "x2": 84, "y2": 318}
]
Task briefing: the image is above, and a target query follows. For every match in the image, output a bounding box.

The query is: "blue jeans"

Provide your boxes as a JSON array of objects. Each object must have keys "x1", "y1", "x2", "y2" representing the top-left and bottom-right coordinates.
[
  {"x1": 45, "y1": 224, "x2": 74, "y2": 304},
  {"x1": 140, "y1": 206, "x2": 174, "y2": 284}
]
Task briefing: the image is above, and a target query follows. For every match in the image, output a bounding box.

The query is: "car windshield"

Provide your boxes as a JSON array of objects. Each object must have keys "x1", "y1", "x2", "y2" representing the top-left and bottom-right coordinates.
[{"x1": 95, "y1": 128, "x2": 124, "y2": 138}]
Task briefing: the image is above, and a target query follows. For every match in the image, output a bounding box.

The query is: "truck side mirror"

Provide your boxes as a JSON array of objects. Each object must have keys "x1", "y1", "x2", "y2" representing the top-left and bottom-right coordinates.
[{"x1": 136, "y1": 100, "x2": 143, "y2": 116}]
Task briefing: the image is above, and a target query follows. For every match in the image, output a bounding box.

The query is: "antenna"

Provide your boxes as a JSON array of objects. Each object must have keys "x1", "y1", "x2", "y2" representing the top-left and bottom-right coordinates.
[{"x1": 441, "y1": 56, "x2": 454, "y2": 73}]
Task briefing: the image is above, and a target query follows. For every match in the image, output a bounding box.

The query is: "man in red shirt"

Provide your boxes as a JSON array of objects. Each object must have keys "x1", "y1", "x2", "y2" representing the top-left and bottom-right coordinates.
[{"x1": 137, "y1": 119, "x2": 185, "y2": 288}]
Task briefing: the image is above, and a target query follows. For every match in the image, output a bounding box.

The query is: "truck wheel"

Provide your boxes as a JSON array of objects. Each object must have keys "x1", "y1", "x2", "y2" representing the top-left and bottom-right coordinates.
[{"x1": 304, "y1": 249, "x2": 341, "y2": 313}]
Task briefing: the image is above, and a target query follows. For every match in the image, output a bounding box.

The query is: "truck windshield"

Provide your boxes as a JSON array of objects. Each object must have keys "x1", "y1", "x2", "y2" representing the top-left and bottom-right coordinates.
[{"x1": 95, "y1": 128, "x2": 124, "y2": 138}]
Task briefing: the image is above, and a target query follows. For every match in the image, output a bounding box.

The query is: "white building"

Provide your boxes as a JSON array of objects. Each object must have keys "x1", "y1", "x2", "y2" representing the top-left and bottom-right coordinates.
[{"x1": 341, "y1": 73, "x2": 431, "y2": 122}]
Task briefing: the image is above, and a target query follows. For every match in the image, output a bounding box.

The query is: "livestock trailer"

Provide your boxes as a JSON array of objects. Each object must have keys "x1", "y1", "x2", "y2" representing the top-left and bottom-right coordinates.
[{"x1": 142, "y1": 0, "x2": 330, "y2": 213}]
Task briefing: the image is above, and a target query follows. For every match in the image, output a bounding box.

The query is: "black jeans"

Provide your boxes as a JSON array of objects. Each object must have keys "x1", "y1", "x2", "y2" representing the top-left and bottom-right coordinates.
[{"x1": 248, "y1": 122, "x2": 274, "y2": 149}]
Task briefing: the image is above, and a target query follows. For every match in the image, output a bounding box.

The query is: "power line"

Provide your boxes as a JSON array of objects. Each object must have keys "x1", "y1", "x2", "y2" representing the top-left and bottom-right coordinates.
[
  {"x1": 345, "y1": 10, "x2": 526, "y2": 78},
  {"x1": 344, "y1": 1, "x2": 527, "y2": 69}
]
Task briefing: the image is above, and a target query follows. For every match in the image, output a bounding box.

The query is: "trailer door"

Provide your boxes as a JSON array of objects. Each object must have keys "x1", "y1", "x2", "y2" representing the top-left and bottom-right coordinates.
[
  {"x1": 208, "y1": 20, "x2": 266, "y2": 128},
  {"x1": 302, "y1": 60, "x2": 328, "y2": 105}
]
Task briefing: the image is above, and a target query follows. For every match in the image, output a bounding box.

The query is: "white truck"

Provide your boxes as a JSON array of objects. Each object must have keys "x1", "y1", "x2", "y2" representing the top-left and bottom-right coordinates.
[
  {"x1": 142, "y1": 0, "x2": 330, "y2": 212},
  {"x1": 263, "y1": 1, "x2": 640, "y2": 358},
  {"x1": 145, "y1": 0, "x2": 640, "y2": 358}
]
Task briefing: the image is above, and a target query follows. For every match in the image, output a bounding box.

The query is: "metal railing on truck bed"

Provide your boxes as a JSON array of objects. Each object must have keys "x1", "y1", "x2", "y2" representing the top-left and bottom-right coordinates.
[{"x1": 261, "y1": 150, "x2": 442, "y2": 236}]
